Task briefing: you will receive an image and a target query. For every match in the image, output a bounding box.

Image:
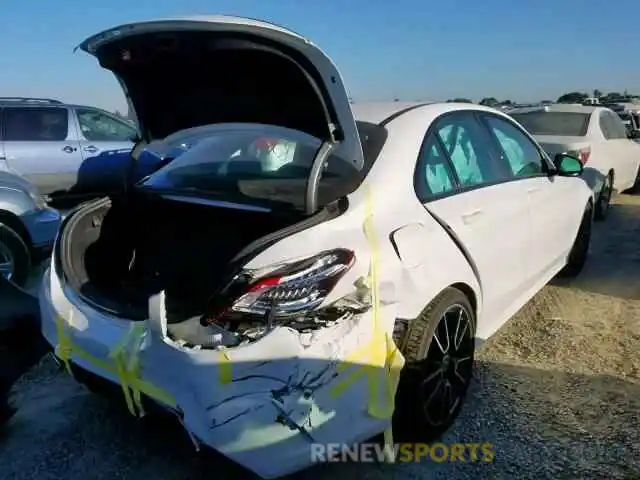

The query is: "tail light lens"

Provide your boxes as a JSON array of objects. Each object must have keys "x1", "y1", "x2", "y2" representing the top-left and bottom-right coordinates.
[
  {"x1": 567, "y1": 147, "x2": 591, "y2": 164},
  {"x1": 204, "y1": 249, "x2": 355, "y2": 324}
]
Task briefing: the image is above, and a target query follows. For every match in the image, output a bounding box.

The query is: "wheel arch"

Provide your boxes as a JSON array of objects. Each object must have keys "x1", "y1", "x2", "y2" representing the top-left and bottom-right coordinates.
[{"x1": 0, "y1": 209, "x2": 32, "y2": 246}]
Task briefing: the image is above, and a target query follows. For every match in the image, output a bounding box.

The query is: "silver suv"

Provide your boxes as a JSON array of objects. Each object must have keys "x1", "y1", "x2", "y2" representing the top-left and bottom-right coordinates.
[{"x1": 0, "y1": 97, "x2": 138, "y2": 204}]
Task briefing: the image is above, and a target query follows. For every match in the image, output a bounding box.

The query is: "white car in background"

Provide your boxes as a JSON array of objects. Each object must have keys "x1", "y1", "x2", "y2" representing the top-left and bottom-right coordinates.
[
  {"x1": 509, "y1": 104, "x2": 640, "y2": 220},
  {"x1": 39, "y1": 17, "x2": 593, "y2": 478}
]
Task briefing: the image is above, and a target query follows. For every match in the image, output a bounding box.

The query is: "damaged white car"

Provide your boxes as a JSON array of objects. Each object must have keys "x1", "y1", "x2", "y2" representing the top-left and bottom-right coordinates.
[{"x1": 39, "y1": 16, "x2": 594, "y2": 478}]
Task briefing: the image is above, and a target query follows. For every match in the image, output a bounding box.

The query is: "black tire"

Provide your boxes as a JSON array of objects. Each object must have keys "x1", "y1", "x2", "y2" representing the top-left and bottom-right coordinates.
[
  {"x1": 393, "y1": 287, "x2": 476, "y2": 443},
  {"x1": 558, "y1": 204, "x2": 592, "y2": 278},
  {"x1": 629, "y1": 164, "x2": 640, "y2": 194},
  {"x1": 594, "y1": 173, "x2": 613, "y2": 221},
  {"x1": 0, "y1": 223, "x2": 31, "y2": 288}
]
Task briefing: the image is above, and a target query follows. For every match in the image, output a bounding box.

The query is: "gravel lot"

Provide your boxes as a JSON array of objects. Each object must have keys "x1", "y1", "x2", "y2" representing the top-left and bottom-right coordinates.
[{"x1": 2, "y1": 195, "x2": 639, "y2": 480}]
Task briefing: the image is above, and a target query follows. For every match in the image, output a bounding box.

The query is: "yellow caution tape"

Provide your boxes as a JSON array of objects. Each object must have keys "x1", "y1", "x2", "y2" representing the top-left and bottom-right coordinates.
[
  {"x1": 329, "y1": 184, "x2": 405, "y2": 460},
  {"x1": 54, "y1": 314, "x2": 176, "y2": 416},
  {"x1": 218, "y1": 347, "x2": 233, "y2": 384}
]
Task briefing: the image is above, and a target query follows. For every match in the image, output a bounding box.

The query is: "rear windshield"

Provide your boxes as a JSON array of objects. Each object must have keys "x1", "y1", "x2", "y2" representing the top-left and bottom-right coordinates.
[
  {"x1": 510, "y1": 112, "x2": 591, "y2": 136},
  {"x1": 139, "y1": 124, "x2": 362, "y2": 212}
]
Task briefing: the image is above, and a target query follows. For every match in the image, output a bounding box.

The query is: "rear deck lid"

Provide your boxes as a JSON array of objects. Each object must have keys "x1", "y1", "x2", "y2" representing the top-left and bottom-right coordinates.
[{"x1": 77, "y1": 16, "x2": 363, "y2": 171}]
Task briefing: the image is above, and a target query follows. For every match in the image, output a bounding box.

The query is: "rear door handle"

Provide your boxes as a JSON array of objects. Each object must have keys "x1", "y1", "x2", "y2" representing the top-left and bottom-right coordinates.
[
  {"x1": 84, "y1": 145, "x2": 99, "y2": 154},
  {"x1": 527, "y1": 187, "x2": 541, "y2": 193},
  {"x1": 62, "y1": 145, "x2": 77, "y2": 153},
  {"x1": 461, "y1": 209, "x2": 483, "y2": 224}
]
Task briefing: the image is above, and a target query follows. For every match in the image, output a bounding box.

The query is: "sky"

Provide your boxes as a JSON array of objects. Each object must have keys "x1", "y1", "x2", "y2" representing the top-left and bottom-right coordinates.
[{"x1": 0, "y1": 0, "x2": 637, "y2": 113}]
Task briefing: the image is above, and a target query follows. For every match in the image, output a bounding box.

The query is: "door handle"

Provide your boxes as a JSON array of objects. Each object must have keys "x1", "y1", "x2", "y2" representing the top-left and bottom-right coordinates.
[
  {"x1": 461, "y1": 209, "x2": 483, "y2": 224},
  {"x1": 84, "y1": 145, "x2": 99, "y2": 154},
  {"x1": 527, "y1": 187, "x2": 541, "y2": 193},
  {"x1": 62, "y1": 145, "x2": 77, "y2": 153}
]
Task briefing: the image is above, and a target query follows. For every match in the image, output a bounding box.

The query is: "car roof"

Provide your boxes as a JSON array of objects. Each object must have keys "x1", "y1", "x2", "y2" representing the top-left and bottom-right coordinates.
[
  {"x1": 351, "y1": 102, "x2": 434, "y2": 125},
  {"x1": 352, "y1": 101, "x2": 510, "y2": 125}
]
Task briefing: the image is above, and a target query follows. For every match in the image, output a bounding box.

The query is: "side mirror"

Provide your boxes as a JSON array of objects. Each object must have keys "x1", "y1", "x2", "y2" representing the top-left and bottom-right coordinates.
[
  {"x1": 627, "y1": 130, "x2": 638, "y2": 139},
  {"x1": 553, "y1": 153, "x2": 583, "y2": 177}
]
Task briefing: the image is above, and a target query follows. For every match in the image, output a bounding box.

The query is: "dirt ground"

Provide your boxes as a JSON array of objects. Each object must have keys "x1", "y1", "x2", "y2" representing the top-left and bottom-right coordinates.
[{"x1": 1, "y1": 195, "x2": 639, "y2": 480}]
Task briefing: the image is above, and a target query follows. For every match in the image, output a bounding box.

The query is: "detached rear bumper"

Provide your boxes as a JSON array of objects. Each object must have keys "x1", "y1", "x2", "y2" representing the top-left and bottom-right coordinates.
[{"x1": 39, "y1": 265, "x2": 397, "y2": 479}]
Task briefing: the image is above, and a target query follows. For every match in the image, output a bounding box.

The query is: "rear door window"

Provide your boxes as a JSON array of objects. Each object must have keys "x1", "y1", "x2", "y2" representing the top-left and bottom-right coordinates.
[
  {"x1": 414, "y1": 133, "x2": 457, "y2": 201},
  {"x1": 434, "y1": 112, "x2": 509, "y2": 187},
  {"x1": 606, "y1": 112, "x2": 628, "y2": 139},
  {"x1": 4, "y1": 107, "x2": 69, "y2": 141}
]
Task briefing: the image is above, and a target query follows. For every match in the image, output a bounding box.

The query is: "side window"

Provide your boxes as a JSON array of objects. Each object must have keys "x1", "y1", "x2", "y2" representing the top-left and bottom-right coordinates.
[
  {"x1": 607, "y1": 113, "x2": 627, "y2": 139},
  {"x1": 4, "y1": 107, "x2": 69, "y2": 141},
  {"x1": 599, "y1": 113, "x2": 613, "y2": 139},
  {"x1": 77, "y1": 109, "x2": 137, "y2": 142},
  {"x1": 435, "y1": 113, "x2": 508, "y2": 186},
  {"x1": 483, "y1": 115, "x2": 545, "y2": 177},
  {"x1": 414, "y1": 133, "x2": 457, "y2": 201}
]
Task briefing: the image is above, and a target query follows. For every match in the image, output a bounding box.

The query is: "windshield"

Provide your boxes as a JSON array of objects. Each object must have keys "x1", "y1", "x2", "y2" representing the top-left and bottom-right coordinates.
[
  {"x1": 511, "y1": 112, "x2": 591, "y2": 136},
  {"x1": 139, "y1": 124, "x2": 362, "y2": 212}
]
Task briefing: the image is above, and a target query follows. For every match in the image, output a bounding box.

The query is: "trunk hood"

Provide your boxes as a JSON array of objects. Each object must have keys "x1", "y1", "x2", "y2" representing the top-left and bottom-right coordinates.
[{"x1": 77, "y1": 16, "x2": 363, "y2": 169}]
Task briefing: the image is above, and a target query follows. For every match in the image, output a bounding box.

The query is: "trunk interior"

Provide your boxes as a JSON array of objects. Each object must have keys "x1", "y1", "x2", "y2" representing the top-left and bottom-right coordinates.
[{"x1": 62, "y1": 191, "x2": 307, "y2": 323}]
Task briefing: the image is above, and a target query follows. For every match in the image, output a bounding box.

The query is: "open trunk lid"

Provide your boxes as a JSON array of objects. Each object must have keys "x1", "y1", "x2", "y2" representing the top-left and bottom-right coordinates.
[{"x1": 77, "y1": 16, "x2": 363, "y2": 172}]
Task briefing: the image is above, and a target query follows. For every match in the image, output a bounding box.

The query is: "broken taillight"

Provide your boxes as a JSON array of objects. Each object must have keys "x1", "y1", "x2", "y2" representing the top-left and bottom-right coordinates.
[
  {"x1": 204, "y1": 249, "x2": 355, "y2": 324},
  {"x1": 567, "y1": 147, "x2": 591, "y2": 164}
]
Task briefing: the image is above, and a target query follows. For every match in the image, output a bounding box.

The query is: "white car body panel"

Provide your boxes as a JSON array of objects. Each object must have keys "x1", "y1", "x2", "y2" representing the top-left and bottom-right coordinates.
[{"x1": 39, "y1": 20, "x2": 594, "y2": 479}]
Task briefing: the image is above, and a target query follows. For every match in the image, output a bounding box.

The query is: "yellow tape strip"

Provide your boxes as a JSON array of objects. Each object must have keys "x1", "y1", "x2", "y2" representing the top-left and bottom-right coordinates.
[
  {"x1": 54, "y1": 315, "x2": 176, "y2": 415},
  {"x1": 328, "y1": 184, "x2": 405, "y2": 458},
  {"x1": 218, "y1": 347, "x2": 232, "y2": 384}
]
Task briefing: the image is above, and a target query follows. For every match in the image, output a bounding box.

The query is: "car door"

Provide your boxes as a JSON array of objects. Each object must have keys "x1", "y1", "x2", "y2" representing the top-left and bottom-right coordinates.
[
  {"x1": 603, "y1": 111, "x2": 640, "y2": 190},
  {"x1": 74, "y1": 107, "x2": 137, "y2": 194},
  {"x1": 479, "y1": 112, "x2": 584, "y2": 284},
  {"x1": 1, "y1": 106, "x2": 82, "y2": 195},
  {"x1": 415, "y1": 110, "x2": 531, "y2": 330}
]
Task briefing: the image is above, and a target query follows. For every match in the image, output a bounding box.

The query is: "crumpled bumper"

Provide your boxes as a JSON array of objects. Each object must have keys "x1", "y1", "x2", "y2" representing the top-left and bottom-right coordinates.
[{"x1": 39, "y1": 264, "x2": 399, "y2": 478}]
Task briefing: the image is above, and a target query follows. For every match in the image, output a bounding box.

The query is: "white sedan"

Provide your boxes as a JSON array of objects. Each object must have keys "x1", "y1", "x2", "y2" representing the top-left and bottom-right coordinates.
[
  {"x1": 509, "y1": 104, "x2": 640, "y2": 220},
  {"x1": 39, "y1": 16, "x2": 593, "y2": 478}
]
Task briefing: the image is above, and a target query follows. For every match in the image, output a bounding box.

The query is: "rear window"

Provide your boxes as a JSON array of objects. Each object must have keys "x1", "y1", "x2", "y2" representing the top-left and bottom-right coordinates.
[
  {"x1": 510, "y1": 112, "x2": 591, "y2": 136},
  {"x1": 140, "y1": 124, "x2": 362, "y2": 212}
]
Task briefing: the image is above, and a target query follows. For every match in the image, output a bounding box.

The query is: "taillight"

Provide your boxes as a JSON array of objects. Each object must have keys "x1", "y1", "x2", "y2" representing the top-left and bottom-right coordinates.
[
  {"x1": 204, "y1": 249, "x2": 355, "y2": 324},
  {"x1": 567, "y1": 147, "x2": 591, "y2": 164}
]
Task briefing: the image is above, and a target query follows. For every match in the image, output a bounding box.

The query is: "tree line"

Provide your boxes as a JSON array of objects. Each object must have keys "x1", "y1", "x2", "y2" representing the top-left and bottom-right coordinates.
[{"x1": 556, "y1": 90, "x2": 638, "y2": 104}]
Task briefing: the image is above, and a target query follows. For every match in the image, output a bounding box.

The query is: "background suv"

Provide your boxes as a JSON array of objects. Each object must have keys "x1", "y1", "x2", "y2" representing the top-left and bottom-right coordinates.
[{"x1": 0, "y1": 97, "x2": 138, "y2": 207}]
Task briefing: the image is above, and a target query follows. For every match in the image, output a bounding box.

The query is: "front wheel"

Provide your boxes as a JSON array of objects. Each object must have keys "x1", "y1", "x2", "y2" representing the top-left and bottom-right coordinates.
[
  {"x1": 558, "y1": 204, "x2": 592, "y2": 278},
  {"x1": 594, "y1": 173, "x2": 613, "y2": 221},
  {"x1": 0, "y1": 223, "x2": 30, "y2": 288},
  {"x1": 393, "y1": 287, "x2": 476, "y2": 443}
]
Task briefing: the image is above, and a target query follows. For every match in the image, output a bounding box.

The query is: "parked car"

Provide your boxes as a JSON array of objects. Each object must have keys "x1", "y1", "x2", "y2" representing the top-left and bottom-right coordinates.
[
  {"x1": 509, "y1": 104, "x2": 640, "y2": 220},
  {"x1": 39, "y1": 17, "x2": 593, "y2": 479},
  {"x1": 0, "y1": 97, "x2": 138, "y2": 206},
  {"x1": 0, "y1": 168, "x2": 61, "y2": 286}
]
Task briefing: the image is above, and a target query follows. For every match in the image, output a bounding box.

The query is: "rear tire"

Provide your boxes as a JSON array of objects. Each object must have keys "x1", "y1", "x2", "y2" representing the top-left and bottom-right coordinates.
[
  {"x1": 629, "y1": 163, "x2": 640, "y2": 194},
  {"x1": 0, "y1": 223, "x2": 30, "y2": 288},
  {"x1": 393, "y1": 287, "x2": 476, "y2": 443},
  {"x1": 558, "y1": 204, "x2": 592, "y2": 278},
  {"x1": 594, "y1": 172, "x2": 613, "y2": 221}
]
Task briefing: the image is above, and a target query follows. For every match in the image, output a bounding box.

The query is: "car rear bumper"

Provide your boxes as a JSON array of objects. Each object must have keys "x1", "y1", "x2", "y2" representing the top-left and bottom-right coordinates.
[{"x1": 39, "y1": 264, "x2": 397, "y2": 478}]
